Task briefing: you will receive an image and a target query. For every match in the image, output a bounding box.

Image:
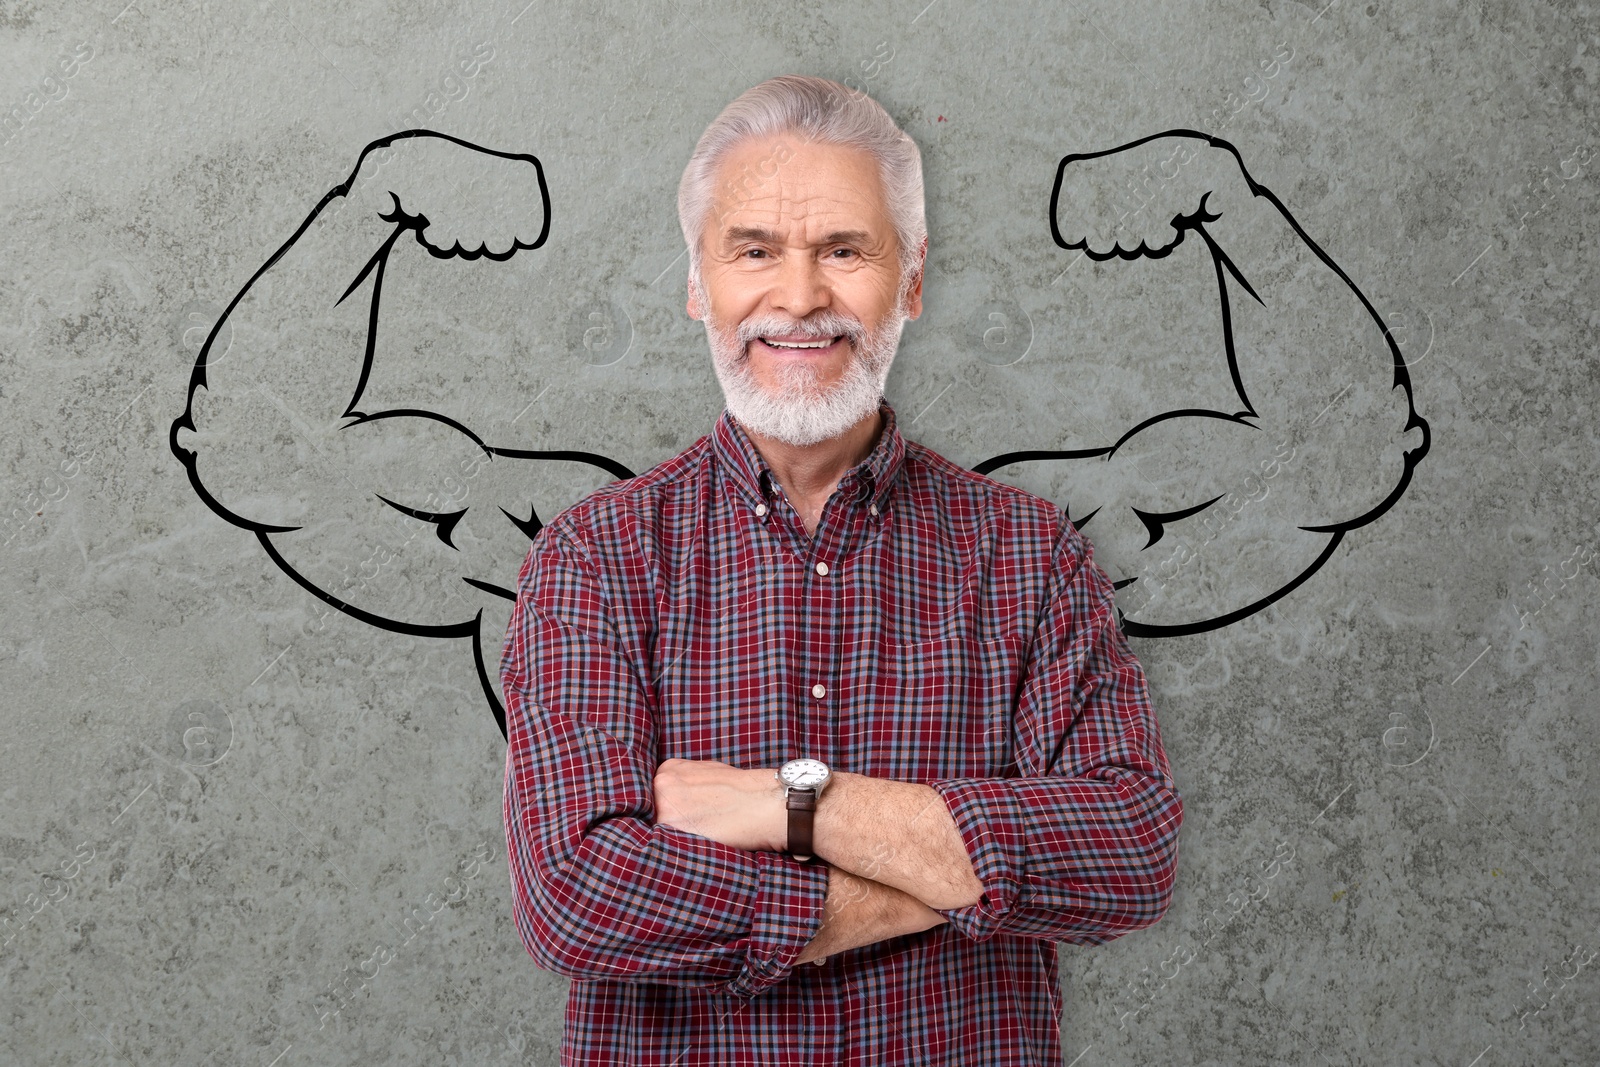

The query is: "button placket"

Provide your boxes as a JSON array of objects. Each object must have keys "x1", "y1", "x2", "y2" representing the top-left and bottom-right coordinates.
[{"x1": 803, "y1": 510, "x2": 844, "y2": 737}]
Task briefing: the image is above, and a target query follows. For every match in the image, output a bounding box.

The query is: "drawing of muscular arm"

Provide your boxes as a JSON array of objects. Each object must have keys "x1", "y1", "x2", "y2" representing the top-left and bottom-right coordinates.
[
  {"x1": 986, "y1": 131, "x2": 1429, "y2": 635},
  {"x1": 170, "y1": 131, "x2": 631, "y2": 736}
]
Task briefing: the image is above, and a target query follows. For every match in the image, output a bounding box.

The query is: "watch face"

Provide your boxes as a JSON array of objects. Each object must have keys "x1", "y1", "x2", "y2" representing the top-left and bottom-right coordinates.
[{"x1": 781, "y1": 759, "x2": 829, "y2": 789}]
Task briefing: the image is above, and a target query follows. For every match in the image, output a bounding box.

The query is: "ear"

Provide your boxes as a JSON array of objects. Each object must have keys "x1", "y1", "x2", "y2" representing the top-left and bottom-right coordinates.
[
  {"x1": 903, "y1": 236, "x2": 927, "y2": 320},
  {"x1": 686, "y1": 272, "x2": 703, "y2": 320}
]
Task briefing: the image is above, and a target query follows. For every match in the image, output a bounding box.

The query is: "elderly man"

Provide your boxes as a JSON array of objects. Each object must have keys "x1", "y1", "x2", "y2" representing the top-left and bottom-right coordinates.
[{"x1": 501, "y1": 74, "x2": 1183, "y2": 1066}]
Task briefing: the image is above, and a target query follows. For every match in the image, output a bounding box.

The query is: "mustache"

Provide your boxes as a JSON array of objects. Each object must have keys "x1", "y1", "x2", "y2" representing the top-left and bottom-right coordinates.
[{"x1": 734, "y1": 312, "x2": 865, "y2": 347}]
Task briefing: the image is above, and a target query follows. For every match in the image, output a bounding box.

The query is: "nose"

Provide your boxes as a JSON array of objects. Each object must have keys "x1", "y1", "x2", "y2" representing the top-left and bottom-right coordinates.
[{"x1": 768, "y1": 251, "x2": 830, "y2": 321}]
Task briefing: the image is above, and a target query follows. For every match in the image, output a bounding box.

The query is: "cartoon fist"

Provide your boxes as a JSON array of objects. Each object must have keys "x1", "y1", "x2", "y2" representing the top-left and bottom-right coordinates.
[
  {"x1": 344, "y1": 129, "x2": 550, "y2": 260},
  {"x1": 1050, "y1": 131, "x2": 1251, "y2": 260}
]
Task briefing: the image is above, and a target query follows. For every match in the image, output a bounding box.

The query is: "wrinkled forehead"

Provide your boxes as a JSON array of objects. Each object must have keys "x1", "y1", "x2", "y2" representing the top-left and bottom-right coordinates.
[{"x1": 705, "y1": 135, "x2": 894, "y2": 247}]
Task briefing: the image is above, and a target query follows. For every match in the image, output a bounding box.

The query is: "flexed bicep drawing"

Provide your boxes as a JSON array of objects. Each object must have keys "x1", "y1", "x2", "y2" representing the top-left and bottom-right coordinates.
[
  {"x1": 170, "y1": 127, "x2": 1429, "y2": 740},
  {"x1": 980, "y1": 130, "x2": 1430, "y2": 637},
  {"x1": 169, "y1": 131, "x2": 631, "y2": 741}
]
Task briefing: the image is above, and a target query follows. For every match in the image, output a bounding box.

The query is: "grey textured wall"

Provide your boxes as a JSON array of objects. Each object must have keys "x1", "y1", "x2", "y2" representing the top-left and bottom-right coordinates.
[{"x1": 2, "y1": 0, "x2": 1596, "y2": 1064}]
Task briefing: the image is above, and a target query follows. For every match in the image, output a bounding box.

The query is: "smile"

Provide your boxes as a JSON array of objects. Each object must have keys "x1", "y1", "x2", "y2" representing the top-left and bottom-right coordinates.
[{"x1": 756, "y1": 336, "x2": 846, "y2": 353}]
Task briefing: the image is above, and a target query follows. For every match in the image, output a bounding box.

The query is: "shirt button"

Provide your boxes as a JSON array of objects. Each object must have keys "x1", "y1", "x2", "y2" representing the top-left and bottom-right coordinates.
[
  {"x1": 755, "y1": 503, "x2": 768, "y2": 516},
  {"x1": 815, "y1": 562, "x2": 829, "y2": 576},
  {"x1": 869, "y1": 503, "x2": 879, "y2": 516},
  {"x1": 811, "y1": 683, "x2": 826, "y2": 699}
]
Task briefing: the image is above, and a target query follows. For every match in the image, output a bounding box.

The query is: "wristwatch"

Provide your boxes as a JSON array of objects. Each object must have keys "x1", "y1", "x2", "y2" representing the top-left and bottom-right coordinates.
[{"x1": 776, "y1": 758, "x2": 832, "y2": 862}]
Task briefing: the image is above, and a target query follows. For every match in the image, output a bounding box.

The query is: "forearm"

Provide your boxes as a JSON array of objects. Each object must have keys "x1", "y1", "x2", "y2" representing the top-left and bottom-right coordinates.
[
  {"x1": 808, "y1": 771, "x2": 985, "y2": 913},
  {"x1": 173, "y1": 181, "x2": 409, "y2": 530},
  {"x1": 793, "y1": 864, "x2": 947, "y2": 965},
  {"x1": 928, "y1": 772, "x2": 1183, "y2": 945},
  {"x1": 185, "y1": 187, "x2": 401, "y2": 418},
  {"x1": 511, "y1": 797, "x2": 833, "y2": 997}
]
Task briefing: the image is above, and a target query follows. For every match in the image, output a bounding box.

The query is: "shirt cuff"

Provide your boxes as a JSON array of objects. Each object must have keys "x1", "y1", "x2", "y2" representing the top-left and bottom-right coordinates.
[
  {"x1": 722, "y1": 849, "x2": 831, "y2": 999},
  {"x1": 926, "y1": 777, "x2": 1027, "y2": 943}
]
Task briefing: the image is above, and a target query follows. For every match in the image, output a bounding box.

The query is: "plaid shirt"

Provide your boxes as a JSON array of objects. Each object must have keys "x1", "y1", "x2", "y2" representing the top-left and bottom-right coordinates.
[{"x1": 501, "y1": 398, "x2": 1182, "y2": 1066}]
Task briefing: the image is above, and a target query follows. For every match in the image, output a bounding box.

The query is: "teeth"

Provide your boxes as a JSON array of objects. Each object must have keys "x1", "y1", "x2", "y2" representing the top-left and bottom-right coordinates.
[{"x1": 763, "y1": 337, "x2": 835, "y2": 349}]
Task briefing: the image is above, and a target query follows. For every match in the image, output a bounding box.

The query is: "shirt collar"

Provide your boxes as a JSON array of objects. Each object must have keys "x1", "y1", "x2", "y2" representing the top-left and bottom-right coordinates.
[{"x1": 712, "y1": 398, "x2": 907, "y2": 517}]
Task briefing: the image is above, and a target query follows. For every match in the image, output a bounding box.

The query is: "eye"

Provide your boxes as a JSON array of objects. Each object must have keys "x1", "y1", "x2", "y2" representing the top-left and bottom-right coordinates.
[
  {"x1": 743, "y1": 248, "x2": 769, "y2": 259},
  {"x1": 830, "y1": 248, "x2": 857, "y2": 259}
]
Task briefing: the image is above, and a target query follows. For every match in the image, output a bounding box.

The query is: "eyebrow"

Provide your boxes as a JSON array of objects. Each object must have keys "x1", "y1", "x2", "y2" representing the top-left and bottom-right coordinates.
[{"x1": 721, "y1": 226, "x2": 874, "y2": 248}]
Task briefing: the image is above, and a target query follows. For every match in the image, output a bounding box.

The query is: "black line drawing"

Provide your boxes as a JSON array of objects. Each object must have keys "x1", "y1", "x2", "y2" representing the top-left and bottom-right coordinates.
[
  {"x1": 170, "y1": 128, "x2": 1428, "y2": 740},
  {"x1": 169, "y1": 131, "x2": 630, "y2": 742},
  {"x1": 979, "y1": 129, "x2": 1430, "y2": 638}
]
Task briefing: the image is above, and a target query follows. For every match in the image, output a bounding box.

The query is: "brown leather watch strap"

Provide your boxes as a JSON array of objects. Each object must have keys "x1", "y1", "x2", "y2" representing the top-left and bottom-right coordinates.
[{"x1": 786, "y1": 788, "x2": 817, "y2": 860}]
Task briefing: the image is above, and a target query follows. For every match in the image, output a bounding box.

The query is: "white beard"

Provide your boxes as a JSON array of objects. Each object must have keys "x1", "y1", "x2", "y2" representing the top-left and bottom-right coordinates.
[{"x1": 701, "y1": 281, "x2": 909, "y2": 448}]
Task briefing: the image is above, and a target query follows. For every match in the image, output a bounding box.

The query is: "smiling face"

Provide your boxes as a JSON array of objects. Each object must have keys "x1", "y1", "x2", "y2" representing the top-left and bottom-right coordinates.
[{"x1": 688, "y1": 134, "x2": 924, "y2": 447}]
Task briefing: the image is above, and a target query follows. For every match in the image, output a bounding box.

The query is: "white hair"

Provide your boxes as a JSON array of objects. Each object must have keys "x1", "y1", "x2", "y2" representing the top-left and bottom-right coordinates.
[{"x1": 677, "y1": 74, "x2": 927, "y2": 295}]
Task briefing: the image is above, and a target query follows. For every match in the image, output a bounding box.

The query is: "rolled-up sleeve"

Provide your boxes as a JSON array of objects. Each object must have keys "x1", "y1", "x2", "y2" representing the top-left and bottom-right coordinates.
[
  {"x1": 928, "y1": 514, "x2": 1183, "y2": 945},
  {"x1": 501, "y1": 517, "x2": 830, "y2": 998}
]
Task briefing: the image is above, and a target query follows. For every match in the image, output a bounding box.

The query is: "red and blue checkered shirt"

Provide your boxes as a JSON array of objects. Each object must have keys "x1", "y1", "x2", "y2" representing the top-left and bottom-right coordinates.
[{"x1": 501, "y1": 398, "x2": 1183, "y2": 1066}]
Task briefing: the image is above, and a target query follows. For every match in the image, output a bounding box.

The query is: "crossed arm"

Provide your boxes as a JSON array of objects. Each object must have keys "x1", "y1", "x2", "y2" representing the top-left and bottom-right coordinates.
[
  {"x1": 649, "y1": 759, "x2": 984, "y2": 965},
  {"x1": 501, "y1": 511, "x2": 1182, "y2": 998}
]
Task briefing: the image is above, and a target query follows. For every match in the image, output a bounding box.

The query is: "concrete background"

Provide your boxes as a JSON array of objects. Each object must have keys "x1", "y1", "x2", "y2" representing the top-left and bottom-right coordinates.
[{"x1": 2, "y1": 0, "x2": 1597, "y2": 1063}]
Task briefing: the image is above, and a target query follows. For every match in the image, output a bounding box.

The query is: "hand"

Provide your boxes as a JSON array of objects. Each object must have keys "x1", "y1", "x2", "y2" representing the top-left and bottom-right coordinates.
[
  {"x1": 652, "y1": 758, "x2": 786, "y2": 853},
  {"x1": 344, "y1": 130, "x2": 550, "y2": 260},
  {"x1": 1050, "y1": 131, "x2": 1251, "y2": 260}
]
